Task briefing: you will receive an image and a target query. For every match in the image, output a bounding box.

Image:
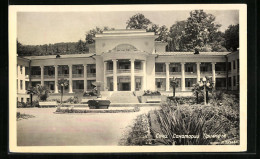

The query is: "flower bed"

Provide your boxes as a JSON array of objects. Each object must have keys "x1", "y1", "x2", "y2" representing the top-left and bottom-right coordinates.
[
  {"x1": 17, "y1": 112, "x2": 35, "y2": 121},
  {"x1": 55, "y1": 106, "x2": 140, "y2": 113},
  {"x1": 119, "y1": 114, "x2": 153, "y2": 145},
  {"x1": 143, "y1": 90, "x2": 161, "y2": 96}
]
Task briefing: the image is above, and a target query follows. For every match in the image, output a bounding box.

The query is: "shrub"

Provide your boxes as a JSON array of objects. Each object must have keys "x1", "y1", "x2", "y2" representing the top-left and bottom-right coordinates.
[
  {"x1": 25, "y1": 100, "x2": 39, "y2": 107},
  {"x1": 143, "y1": 90, "x2": 161, "y2": 96},
  {"x1": 65, "y1": 96, "x2": 79, "y2": 104},
  {"x1": 17, "y1": 101, "x2": 27, "y2": 108},
  {"x1": 121, "y1": 114, "x2": 152, "y2": 145},
  {"x1": 154, "y1": 103, "x2": 238, "y2": 145}
]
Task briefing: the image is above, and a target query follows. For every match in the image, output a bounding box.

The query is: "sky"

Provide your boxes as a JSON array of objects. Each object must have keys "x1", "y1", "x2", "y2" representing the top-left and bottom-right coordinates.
[{"x1": 17, "y1": 10, "x2": 239, "y2": 45}]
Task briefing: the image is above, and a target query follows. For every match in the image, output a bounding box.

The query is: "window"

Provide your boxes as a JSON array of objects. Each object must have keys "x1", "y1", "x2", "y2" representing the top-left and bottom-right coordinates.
[
  {"x1": 233, "y1": 60, "x2": 236, "y2": 69},
  {"x1": 20, "y1": 66, "x2": 23, "y2": 74},
  {"x1": 135, "y1": 62, "x2": 141, "y2": 69},
  {"x1": 228, "y1": 77, "x2": 232, "y2": 87},
  {"x1": 108, "y1": 62, "x2": 113, "y2": 70},
  {"x1": 27, "y1": 98, "x2": 30, "y2": 102},
  {"x1": 233, "y1": 76, "x2": 236, "y2": 86},
  {"x1": 155, "y1": 63, "x2": 165, "y2": 72},
  {"x1": 21, "y1": 98, "x2": 24, "y2": 102},
  {"x1": 25, "y1": 81, "x2": 29, "y2": 90},
  {"x1": 157, "y1": 82, "x2": 161, "y2": 88},
  {"x1": 185, "y1": 64, "x2": 194, "y2": 72},
  {"x1": 228, "y1": 62, "x2": 231, "y2": 71},
  {"x1": 171, "y1": 67, "x2": 180, "y2": 72},
  {"x1": 237, "y1": 59, "x2": 239, "y2": 73},
  {"x1": 20, "y1": 80, "x2": 23, "y2": 90},
  {"x1": 25, "y1": 67, "x2": 29, "y2": 75},
  {"x1": 215, "y1": 62, "x2": 226, "y2": 71},
  {"x1": 78, "y1": 69, "x2": 82, "y2": 74},
  {"x1": 155, "y1": 79, "x2": 164, "y2": 89},
  {"x1": 237, "y1": 75, "x2": 239, "y2": 84}
]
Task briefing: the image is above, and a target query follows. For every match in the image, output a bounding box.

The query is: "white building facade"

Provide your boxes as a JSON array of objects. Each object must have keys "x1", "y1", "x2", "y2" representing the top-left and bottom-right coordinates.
[{"x1": 17, "y1": 29, "x2": 239, "y2": 101}]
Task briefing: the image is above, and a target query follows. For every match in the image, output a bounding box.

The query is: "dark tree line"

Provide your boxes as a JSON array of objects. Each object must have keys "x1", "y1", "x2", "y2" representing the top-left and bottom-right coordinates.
[{"x1": 17, "y1": 10, "x2": 239, "y2": 56}]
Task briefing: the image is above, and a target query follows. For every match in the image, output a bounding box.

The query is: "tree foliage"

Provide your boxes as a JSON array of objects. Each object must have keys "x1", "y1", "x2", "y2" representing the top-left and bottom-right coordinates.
[
  {"x1": 34, "y1": 84, "x2": 50, "y2": 101},
  {"x1": 224, "y1": 24, "x2": 239, "y2": 51},
  {"x1": 85, "y1": 26, "x2": 115, "y2": 44},
  {"x1": 126, "y1": 13, "x2": 152, "y2": 29},
  {"x1": 168, "y1": 21, "x2": 187, "y2": 51}
]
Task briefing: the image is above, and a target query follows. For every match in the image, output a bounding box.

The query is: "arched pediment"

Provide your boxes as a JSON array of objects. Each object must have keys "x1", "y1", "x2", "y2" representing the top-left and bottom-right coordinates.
[{"x1": 107, "y1": 44, "x2": 145, "y2": 53}]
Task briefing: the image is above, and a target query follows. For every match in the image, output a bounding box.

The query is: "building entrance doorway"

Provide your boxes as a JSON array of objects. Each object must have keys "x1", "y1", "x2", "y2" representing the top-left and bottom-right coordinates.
[
  {"x1": 118, "y1": 76, "x2": 131, "y2": 91},
  {"x1": 122, "y1": 83, "x2": 130, "y2": 91}
]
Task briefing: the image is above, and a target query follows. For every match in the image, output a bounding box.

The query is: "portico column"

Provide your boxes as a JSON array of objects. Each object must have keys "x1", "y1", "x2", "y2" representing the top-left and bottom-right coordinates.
[
  {"x1": 181, "y1": 62, "x2": 185, "y2": 91},
  {"x1": 165, "y1": 62, "x2": 170, "y2": 91},
  {"x1": 212, "y1": 62, "x2": 216, "y2": 87},
  {"x1": 130, "y1": 59, "x2": 135, "y2": 91},
  {"x1": 112, "y1": 60, "x2": 118, "y2": 91},
  {"x1": 69, "y1": 64, "x2": 73, "y2": 93},
  {"x1": 142, "y1": 61, "x2": 146, "y2": 90},
  {"x1": 40, "y1": 65, "x2": 44, "y2": 86},
  {"x1": 17, "y1": 65, "x2": 20, "y2": 93},
  {"x1": 196, "y1": 62, "x2": 201, "y2": 82},
  {"x1": 103, "y1": 62, "x2": 107, "y2": 91},
  {"x1": 83, "y1": 64, "x2": 87, "y2": 92},
  {"x1": 54, "y1": 65, "x2": 58, "y2": 93},
  {"x1": 22, "y1": 66, "x2": 26, "y2": 92}
]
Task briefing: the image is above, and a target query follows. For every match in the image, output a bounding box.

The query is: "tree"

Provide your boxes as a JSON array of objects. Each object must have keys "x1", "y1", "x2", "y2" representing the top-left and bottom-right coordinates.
[
  {"x1": 58, "y1": 78, "x2": 69, "y2": 105},
  {"x1": 147, "y1": 24, "x2": 159, "y2": 34},
  {"x1": 147, "y1": 24, "x2": 169, "y2": 42},
  {"x1": 182, "y1": 10, "x2": 222, "y2": 51},
  {"x1": 92, "y1": 81, "x2": 103, "y2": 98},
  {"x1": 76, "y1": 40, "x2": 86, "y2": 52},
  {"x1": 34, "y1": 84, "x2": 50, "y2": 101},
  {"x1": 85, "y1": 26, "x2": 115, "y2": 44},
  {"x1": 168, "y1": 21, "x2": 187, "y2": 51},
  {"x1": 126, "y1": 13, "x2": 152, "y2": 29},
  {"x1": 224, "y1": 24, "x2": 239, "y2": 51},
  {"x1": 27, "y1": 86, "x2": 37, "y2": 107}
]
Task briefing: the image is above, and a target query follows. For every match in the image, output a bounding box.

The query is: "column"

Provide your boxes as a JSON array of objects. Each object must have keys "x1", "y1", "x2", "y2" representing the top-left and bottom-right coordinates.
[
  {"x1": 130, "y1": 59, "x2": 135, "y2": 91},
  {"x1": 40, "y1": 65, "x2": 44, "y2": 86},
  {"x1": 196, "y1": 62, "x2": 201, "y2": 82},
  {"x1": 83, "y1": 64, "x2": 87, "y2": 92},
  {"x1": 212, "y1": 62, "x2": 216, "y2": 87},
  {"x1": 165, "y1": 62, "x2": 170, "y2": 91},
  {"x1": 22, "y1": 66, "x2": 26, "y2": 92},
  {"x1": 142, "y1": 61, "x2": 146, "y2": 90},
  {"x1": 103, "y1": 62, "x2": 107, "y2": 91},
  {"x1": 113, "y1": 59, "x2": 117, "y2": 91},
  {"x1": 17, "y1": 65, "x2": 20, "y2": 93},
  {"x1": 54, "y1": 65, "x2": 58, "y2": 93},
  {"x1": 181, "y1": 62, "x2": 185, "y2": 91},
  {"x1": 69, "y1": 64, "x2": 73, "y2": 93}
]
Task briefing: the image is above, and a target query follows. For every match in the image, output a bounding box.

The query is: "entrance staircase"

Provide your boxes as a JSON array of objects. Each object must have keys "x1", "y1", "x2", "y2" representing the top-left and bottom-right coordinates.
[{"x1": 108, "y1": 91, "x2": 139, "y2": 103}]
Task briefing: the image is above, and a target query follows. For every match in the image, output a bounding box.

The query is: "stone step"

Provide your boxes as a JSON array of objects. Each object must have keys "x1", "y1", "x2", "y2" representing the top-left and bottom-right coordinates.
[{"x1": 108, "y1": 91, "x2": 139, "y2": 103}]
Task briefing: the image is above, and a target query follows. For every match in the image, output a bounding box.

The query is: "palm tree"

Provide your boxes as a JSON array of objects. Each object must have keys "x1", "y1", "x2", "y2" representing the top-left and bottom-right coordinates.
[
  {"x1": 58, "y1": 78, "x2": 69, "y2": 105},
  {"x1": 27, "y1": 86, "x2": 37, "y2": 107},
  {"x1": 192, "y1": 82, "x2": 202, "y2": 104},
  {"x1": 34, "y1": 84, "x2": 50, "y2": 101},
  {"x1": 92, "y1": 81, "x2": 103, "y2": 98}
]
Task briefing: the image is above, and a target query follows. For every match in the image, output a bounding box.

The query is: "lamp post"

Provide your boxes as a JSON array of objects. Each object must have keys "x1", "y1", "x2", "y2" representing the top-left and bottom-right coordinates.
[
  {"x1": 202, "y1": 77, "x2": 207, "y2": 105},
  {"x1": 171, "y1": 77, "x2": 177, "y2": 97}
]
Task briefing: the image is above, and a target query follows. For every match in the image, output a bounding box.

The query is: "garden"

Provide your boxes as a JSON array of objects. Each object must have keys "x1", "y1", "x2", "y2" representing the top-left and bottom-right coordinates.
[{"x1": 121, "y1": 78, "x2": 239, "y2": 145}]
